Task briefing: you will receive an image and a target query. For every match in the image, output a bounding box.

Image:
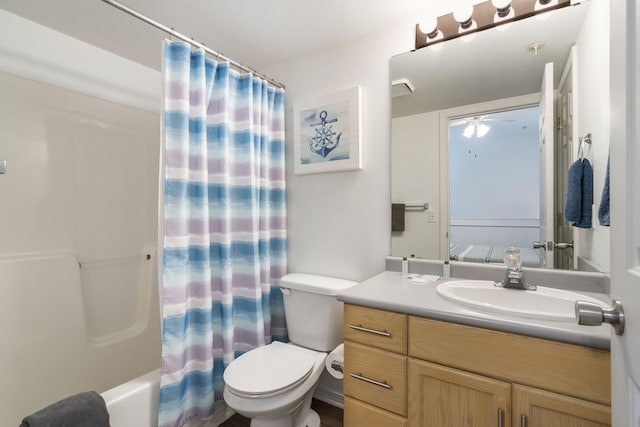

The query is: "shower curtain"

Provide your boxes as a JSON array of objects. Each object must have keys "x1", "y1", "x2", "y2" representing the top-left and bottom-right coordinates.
[{"x1": 159, "y1": 41, "x2": 287, "y2": 427}]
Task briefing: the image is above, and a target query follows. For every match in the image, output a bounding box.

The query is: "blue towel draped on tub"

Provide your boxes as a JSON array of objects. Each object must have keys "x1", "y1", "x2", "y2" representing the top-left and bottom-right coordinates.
[
  {"x1": 20, "y1": 391, "x2": 110, "y2": 427},
  {"x1": 564, "y1": 158, "x2": 593, "y2": 228}
]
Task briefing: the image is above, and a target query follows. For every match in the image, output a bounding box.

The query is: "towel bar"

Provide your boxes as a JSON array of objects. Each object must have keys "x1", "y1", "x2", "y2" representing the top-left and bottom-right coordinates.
[{"x1": 405, "y1": 202, "x2": 428, "y2": 210}]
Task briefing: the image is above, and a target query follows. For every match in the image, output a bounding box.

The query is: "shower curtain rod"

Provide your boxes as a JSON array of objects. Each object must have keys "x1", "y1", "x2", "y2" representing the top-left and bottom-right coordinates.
[{"x1": 100, "y1": 0, "x2": 285, "y2": 89}]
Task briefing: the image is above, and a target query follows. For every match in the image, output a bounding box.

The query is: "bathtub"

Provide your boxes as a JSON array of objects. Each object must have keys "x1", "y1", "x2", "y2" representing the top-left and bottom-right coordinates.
[
  {"x1": 103, "y1": 369, "x2": 161, "y2": 427},
  {"x1": 103, "y1": 369, "x2": 234, "y2": 427}
]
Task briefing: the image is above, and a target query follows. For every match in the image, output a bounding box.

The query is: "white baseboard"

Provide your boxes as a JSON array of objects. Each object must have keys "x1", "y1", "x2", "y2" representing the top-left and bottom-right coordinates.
[{"x1": 313, "y1": 386, "x2": 344, "y2": 409}]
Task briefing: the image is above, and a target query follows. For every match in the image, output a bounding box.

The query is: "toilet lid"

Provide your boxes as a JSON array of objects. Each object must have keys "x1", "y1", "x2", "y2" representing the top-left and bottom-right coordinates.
[{"x1": 224, "y1": 342, "x2": 316, "y2": 397}]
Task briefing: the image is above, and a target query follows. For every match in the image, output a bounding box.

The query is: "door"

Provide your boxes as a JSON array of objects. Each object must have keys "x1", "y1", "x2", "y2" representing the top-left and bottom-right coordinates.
[
  {"x1": 407, "y1": 359, "x2": 510, "y2": 427},
  {"x1": 538, "y1": 62, "x2": 555, "y2": 268},
  {"x1": 556, "y1": 48, "x2": 578, "y2": 270},
  {"x1": 609, "y1": 0, "x2": 640, "y2": 425},
  {"x1": 513, "y1": 384, "x2": 610, "y2": 426}
]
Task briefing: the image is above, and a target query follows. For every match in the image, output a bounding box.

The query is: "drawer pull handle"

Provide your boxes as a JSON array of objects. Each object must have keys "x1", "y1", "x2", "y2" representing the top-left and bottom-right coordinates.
[
  {"x1": 498, "y1": 408, "x2": 503, "y2": 427},
  {"x1": 521, "y1": 414, "x2": 527, "y2": 427},
  {"x1": 349, "y1": 324, "x2": 391, "y2": 337},
  {"x1": 350, "y1": 372, "x2": 391, "y2": 389}
]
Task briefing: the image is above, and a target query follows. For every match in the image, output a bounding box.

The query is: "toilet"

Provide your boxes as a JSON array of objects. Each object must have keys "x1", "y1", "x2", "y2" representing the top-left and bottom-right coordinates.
[{"x1": 223, "y1": 273, "x2": 357, "y2": 427}]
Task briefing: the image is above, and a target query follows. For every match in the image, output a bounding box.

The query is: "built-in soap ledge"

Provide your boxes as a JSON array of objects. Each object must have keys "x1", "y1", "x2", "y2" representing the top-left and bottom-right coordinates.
[{"x1": 385, "y1": 256, "x2": 609, "y2": 295}]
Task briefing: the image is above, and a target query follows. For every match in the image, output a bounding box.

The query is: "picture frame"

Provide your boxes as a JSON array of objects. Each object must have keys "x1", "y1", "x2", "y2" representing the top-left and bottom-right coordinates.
[{"x1": 293, "y1": 86, "x2": 362, "y2": 175}]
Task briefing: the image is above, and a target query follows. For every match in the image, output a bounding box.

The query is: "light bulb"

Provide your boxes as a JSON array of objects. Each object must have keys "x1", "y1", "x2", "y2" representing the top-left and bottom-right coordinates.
[
  {"x1": 492, "y1": 0, "x2": 514, "y2": 22},
  {"x1": 491, "y1": 0, "x2": 512, "y2": 17},
  {"x1": 534, "y1": 0, "x2": 558, "y2": 11},
  {"x1": 476, "y1": 123, "x2": 491, "y2": 138},
  {"x1": 453, "y1": 5, "x2": 475, "y2": 31},
  {"x1": 419, "y1": 17, "x2": 439, "y2": 39},
  {"x1": 463, "y1": 124, "x2": 475, "y2": 138}
]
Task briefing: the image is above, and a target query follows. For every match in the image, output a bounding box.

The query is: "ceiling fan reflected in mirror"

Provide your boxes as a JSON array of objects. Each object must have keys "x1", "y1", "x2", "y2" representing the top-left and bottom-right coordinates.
[{"x1": 450, "y1": 115, "x2": 514, "y2": 138}]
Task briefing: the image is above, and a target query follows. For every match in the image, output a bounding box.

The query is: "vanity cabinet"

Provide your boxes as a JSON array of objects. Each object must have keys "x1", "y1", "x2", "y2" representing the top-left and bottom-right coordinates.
[
  {"x1": 408, "y1": 316, "x2": 611, "y2": 427},
  {"x1": 343, "y1": 304, "x2": 408, "y2": 426},
  {"x1": 342, "y1": 304, "x2": 611, "y2": 427}
]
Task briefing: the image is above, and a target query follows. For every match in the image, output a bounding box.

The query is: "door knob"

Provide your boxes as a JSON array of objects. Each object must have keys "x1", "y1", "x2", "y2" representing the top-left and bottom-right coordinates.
[
  {"x1": 532, "y1": 241, "x2": 554, "y2": 251},
  {"x1": 554, "y1": 241, "x2": 573, "y2": 250},
  {"x1": 575, "y1": 299, "x2": 625, "y2": 335}
]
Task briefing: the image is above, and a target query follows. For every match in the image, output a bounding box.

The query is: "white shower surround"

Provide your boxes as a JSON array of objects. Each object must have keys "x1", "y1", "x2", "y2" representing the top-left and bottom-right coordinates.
[{"x1": 0, "y1": 11, "x2": 161, "y2": 426}]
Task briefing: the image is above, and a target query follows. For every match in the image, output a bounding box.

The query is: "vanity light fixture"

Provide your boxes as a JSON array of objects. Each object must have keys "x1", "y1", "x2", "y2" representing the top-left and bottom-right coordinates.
[{"x1": 415, "y1": 0, "x2": 570, "y2": 49}]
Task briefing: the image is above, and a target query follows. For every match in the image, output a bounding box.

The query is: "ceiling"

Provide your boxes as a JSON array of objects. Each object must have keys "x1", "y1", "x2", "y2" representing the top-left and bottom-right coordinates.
[{"x1": 0, "y1": 0, "x2": 476, "y2": 72}]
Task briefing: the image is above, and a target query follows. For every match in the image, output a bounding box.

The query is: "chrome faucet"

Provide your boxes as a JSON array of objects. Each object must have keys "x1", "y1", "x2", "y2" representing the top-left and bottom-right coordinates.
[{"x1": 494, "y1": 247, "x2": 537, "y2": 291}]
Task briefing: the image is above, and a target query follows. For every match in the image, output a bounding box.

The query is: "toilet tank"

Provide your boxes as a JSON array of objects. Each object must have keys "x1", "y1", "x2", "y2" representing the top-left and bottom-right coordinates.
[{"x1": 279, "y1": 273, "x2": 357, "y2": 352}]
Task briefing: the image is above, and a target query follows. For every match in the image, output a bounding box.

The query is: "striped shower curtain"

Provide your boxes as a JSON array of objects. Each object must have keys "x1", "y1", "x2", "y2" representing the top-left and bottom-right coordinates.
[{"x1": 159, "y1": 41, "x2": 287, "y2": 427}]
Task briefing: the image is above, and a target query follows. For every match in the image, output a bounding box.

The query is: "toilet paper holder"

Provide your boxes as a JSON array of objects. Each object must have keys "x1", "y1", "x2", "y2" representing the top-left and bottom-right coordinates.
[{"x1": 330, "y1": 360, "x2": 344, "y2": 373}]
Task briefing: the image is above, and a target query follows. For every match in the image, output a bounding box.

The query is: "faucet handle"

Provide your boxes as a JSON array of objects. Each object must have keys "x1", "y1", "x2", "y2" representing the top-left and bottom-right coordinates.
[{"x1": 504, "y1": 247, "x2": 522, "y2": 271}]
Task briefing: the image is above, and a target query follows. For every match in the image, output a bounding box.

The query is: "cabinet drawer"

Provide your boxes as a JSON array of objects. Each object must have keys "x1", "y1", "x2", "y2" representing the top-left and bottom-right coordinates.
[
  {"x1": 344, "y1": 341, "x2": 407, "y2": 416},
  {"x1": 409, "y1": 316, "x2": 611, "y2": 405},
  {"x1": 344, "y1": 397, "x2": 406, "y2": 427},
  {"x1": 344, "y1": 304, "x2": 407, "y2": 354}
]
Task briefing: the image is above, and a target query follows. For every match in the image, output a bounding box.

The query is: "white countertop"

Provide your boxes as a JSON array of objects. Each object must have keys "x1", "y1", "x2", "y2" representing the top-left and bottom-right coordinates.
[{"x1": 337, "y1": 271, "x2": 611, "y2": 350}]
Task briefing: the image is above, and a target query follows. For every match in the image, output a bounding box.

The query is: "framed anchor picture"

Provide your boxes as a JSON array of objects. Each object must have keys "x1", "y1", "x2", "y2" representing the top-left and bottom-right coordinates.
[{"x1": 293, "y1": 86, "x2": 362, "y2": 175}]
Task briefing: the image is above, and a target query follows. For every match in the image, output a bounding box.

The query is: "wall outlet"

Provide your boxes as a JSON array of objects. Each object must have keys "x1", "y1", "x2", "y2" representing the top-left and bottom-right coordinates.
[{"x1": 428, "y1": 210, "x2": 438, "y2": 223}]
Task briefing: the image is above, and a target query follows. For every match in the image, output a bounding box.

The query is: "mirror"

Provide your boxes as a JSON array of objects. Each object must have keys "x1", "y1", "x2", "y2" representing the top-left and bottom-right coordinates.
[{"x1": 390, "y1": 0, "x2": 611, "y2": 272}]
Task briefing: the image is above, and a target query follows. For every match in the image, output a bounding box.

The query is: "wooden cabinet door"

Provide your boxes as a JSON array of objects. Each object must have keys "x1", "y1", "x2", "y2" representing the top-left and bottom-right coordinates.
[
  {"x1": 513, "y1": 384, "x2": 611, "y2": 427},
  {"x1": 408, "y1": 359, "x2": 510, "y2": 427}
]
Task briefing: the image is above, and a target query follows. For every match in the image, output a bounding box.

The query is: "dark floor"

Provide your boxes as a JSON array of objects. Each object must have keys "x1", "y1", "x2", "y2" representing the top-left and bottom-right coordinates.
[{"x1": 219, "y1": 398, "x2": 343, "y2": 427}]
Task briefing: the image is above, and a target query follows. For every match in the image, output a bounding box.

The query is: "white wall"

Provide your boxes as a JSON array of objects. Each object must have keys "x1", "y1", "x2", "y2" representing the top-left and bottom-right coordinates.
[
  {"x1": 263, "y1": 19, "x2": 423, "y2": 407},
  {"x1": 575, "y1": 0, "x2": 610, "y2": 272},
  {"x1": 263, "y1": 23, "x2": 420, "y2": 283},
  {"x1": 391, "y1": 111, "x2": 440, "y2": 259}
]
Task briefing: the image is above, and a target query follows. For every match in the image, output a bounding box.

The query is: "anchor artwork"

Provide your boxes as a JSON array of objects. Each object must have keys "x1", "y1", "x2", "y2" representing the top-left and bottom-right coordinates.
[
  {"x1": 294, "y1": 86, "x2": 362, "y2": 174},
  {"x1": 308, "y1": 110, "x2": 342, "y2": 158},
  {"x1": 299, "y1": 100, "x2": 350, "y2": 164}
]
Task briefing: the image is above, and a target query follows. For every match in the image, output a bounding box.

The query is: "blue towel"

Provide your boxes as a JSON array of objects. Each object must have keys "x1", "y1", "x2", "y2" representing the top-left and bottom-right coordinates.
[
  {"x1": 564, "y1": 158, "x2": 593, "y2": 228},
  {"x1": 598, "y1": 154, "x2": 610, "y2": 226}
]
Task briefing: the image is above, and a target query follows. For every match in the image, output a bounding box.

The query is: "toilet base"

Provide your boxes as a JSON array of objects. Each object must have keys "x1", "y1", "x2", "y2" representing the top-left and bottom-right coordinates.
[
  {"x1": 249, "y1": 391, "x2": 320, "y2": 427},
  {"x1": 297, "y1": 408, "x2": 321, "y2": 427}
]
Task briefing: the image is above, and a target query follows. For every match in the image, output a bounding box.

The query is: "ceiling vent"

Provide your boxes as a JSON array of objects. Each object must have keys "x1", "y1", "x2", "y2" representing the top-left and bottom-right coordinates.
[{"x1": 391, "y1": 78, "x2": 415, "y2": 97}]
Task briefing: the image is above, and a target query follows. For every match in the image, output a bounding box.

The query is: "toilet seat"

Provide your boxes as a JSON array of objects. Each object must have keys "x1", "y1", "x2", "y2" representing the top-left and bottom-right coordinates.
[{"x1": 224, "y1": 342, "x2": 317, "y2": 398}]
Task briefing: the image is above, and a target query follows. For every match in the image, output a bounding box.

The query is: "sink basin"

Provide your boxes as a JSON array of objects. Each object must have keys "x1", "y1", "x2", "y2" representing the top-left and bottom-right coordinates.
[{"x1": 436, "y1": 280, "x2": 606, "y2": 321}]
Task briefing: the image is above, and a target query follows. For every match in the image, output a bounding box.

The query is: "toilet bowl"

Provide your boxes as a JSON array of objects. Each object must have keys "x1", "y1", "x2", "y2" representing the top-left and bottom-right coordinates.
[
  {"x1": 222, "y1": 273, "x2": 357, "y2": 427},
  {"x1": 223, "y1": 342, "x2": 327, "y2": 427}
]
